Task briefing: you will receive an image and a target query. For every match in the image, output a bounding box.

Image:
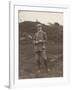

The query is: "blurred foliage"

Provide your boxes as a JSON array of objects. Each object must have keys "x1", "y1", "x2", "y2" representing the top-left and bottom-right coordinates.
[{"x1": 19, "y1": 21, "x2": 63, "y2": 44}]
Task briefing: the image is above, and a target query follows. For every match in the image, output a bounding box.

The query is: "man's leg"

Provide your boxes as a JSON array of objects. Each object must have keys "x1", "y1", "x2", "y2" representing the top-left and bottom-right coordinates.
[
  {"x1": 35, "y1": 51, "x2": 41, "y2": 72},
  {"x1": 42, "y1": 50, "x2": 50, "y2": 72},
  {"x1": 44, "y1": 60, "x2": 48, "y2": 70},
  {"x1": 37, "y1": 59, "x2": 40, "y2": 72}
]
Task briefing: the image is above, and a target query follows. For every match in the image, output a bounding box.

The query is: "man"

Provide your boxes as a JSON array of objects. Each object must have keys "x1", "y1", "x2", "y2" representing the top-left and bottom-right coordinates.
[{"x1": 33, "y1": 23, "x2": 50, "y2": 72}]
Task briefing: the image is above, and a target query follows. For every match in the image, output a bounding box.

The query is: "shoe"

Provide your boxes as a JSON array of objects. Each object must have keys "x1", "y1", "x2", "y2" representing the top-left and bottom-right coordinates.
[
  {"x1": 37, "y1": 70, "x2": 40, "y2": 73},
  {"x1": 47, "y1": 68, "x2": 51, "y2": 72}
]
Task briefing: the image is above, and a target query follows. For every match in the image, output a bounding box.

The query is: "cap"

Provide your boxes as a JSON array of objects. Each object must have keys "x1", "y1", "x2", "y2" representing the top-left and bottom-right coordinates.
[{"x1": 36, "y1": 23, "x2": 42, "y2": 27}]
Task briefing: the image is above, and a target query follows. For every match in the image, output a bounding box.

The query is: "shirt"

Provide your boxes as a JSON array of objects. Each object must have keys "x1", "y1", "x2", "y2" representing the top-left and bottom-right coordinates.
[{"x1": 33, "y1": 30, "x2": 47, "y2": 52}]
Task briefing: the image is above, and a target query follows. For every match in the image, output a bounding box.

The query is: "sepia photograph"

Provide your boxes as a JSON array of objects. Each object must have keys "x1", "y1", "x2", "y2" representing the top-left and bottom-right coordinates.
[{"x1": 18, "y1": 10, "x2": 63, "y2": 79}]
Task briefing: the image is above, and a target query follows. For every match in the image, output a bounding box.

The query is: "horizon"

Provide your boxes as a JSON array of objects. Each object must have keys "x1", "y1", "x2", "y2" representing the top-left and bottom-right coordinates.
[{"x1": 19, "y1": 20, "x2": 63, "y2": 26}]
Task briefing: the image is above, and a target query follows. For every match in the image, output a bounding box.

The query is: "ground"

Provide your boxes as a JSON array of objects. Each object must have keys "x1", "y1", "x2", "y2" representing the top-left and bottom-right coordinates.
[{"x1": 19, "y1": 40, "x2": 63, "y2": 79}]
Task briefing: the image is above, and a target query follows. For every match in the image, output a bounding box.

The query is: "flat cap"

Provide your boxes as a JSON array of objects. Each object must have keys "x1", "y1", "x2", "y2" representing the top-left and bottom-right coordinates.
[{"x1": 36, "y1": 23, "x2": 42, "y2": 27}]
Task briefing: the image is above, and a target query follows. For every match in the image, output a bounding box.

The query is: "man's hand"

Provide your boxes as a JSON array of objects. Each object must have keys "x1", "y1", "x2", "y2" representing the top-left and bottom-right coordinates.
[
  {"x1": 33, "y1": 40, "x2": 46, "y2": 44},
  {"x1": 33, "y1": 41, "x2": 38, "y2": 44},
  {"x1": 39, "y1": 40, "x2": 46, "y2": 43}
]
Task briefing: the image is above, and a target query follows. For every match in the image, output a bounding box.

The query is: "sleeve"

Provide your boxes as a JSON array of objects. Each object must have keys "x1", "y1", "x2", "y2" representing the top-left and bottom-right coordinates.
[
  {"x1": 43, "y1": 32, "x2": 47, "y2": 42},
  {"x1": 33, "y1": 33, "x2": 36, "y2": 44}
]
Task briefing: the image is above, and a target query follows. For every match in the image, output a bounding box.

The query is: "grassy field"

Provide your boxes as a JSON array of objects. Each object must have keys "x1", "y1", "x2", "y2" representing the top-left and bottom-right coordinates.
[{"x1": 19, "y1": 40, "x2": 63, "y2": 79}]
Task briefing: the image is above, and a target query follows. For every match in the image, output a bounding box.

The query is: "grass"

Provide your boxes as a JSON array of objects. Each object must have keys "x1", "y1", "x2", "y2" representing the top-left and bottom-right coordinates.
[{"x1": 19, "y1": 40, "x2": 63, "y2": 79}]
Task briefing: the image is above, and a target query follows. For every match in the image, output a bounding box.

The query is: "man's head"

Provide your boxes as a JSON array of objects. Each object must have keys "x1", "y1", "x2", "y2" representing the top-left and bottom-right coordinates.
[{"x1": 36, "y1": 24, "x2": 42, "y2": 31}]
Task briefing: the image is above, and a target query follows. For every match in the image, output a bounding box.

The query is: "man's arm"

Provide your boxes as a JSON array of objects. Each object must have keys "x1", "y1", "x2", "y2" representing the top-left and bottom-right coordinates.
[
  {"x1": 33, "y1": 33, "x2": 38, "y2": 44},
  {"x1": 43, "y1": 32, "x2": 47, "y2": 43}
]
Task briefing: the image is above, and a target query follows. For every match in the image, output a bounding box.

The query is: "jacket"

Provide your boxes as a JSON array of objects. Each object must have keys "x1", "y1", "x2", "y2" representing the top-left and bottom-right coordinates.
[{"x1": 33, "y1": 30, "x2": 47, "y2": 52}]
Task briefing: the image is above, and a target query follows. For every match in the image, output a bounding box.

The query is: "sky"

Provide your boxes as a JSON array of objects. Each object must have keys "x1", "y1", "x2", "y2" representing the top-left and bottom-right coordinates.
[{"x1": 18, "y1": 10, "x2": 63, "y2": 25}]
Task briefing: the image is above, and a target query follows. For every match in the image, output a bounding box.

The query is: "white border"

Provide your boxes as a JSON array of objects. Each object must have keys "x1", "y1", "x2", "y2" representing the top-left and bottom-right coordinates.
[{"x1": 9, "y1": 1, "x2": 71, "y2": 89}]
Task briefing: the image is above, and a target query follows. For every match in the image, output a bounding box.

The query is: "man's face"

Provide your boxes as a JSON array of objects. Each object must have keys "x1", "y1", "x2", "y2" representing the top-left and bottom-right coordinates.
[{"x1": 37, "y1": 26, "x2": 42, "y2": 31}]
